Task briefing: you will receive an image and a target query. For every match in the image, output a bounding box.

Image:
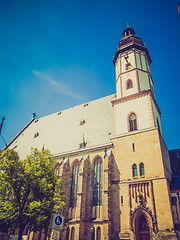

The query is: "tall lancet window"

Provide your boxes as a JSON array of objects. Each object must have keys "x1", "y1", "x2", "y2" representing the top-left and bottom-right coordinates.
[
  {"x1": 93, "y1": 157, "x2": 103, "y2": 206},
  {"x1": 97, "y1": 227, "x2": 101, "y2": 240},
  {"x1": 70, "y1": 161, "x2": 80, "y2": 207},
  {"x1": 129, "y1": 113, "x2": 137, "y2": 131}
]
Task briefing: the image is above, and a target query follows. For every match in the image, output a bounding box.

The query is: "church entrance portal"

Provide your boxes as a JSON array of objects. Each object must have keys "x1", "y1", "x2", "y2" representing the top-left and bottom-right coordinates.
[{"x1": 138, "y1": 214, "x2": 150, "y2": 240}]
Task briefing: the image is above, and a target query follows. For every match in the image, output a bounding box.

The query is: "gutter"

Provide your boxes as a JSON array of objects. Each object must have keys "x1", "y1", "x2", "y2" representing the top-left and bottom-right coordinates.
[{"x1": 3, "y1": 118, "x2": 35, "y2": 151}]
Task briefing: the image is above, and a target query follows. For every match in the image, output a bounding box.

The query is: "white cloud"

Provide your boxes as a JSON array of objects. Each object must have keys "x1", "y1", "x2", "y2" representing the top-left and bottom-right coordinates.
[{"x1": 32, "y1": 70, "x2": 83, "y2": 99}]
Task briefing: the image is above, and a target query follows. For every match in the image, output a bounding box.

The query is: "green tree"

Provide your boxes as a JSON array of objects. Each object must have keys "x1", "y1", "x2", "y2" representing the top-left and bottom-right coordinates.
[{"x1": 0, "y1": 148, "x2": 64, "y2": 240}]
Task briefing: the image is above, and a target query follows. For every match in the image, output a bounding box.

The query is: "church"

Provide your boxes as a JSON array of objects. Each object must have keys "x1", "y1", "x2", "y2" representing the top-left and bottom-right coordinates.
[{"x1": 5, "y1": 26, "x2": 180, "y2": 240}]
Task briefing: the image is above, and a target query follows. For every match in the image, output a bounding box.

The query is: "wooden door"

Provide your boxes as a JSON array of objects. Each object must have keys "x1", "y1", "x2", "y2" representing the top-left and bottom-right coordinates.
[{"x1": 139, "y1": 232, "x2": 150, "y2": 240}]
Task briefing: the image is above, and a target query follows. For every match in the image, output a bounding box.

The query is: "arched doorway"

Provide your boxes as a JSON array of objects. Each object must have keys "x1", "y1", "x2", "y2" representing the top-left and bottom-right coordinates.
[{"x1": 137, "y1": 214, "x2": 150, "y2": 240}]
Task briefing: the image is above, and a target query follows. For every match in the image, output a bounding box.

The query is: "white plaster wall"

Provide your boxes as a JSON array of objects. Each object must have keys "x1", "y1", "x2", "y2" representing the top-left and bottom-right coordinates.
[
  {"x1": 115, "y1": 61, "x2": 119, "y2": 79},
  {"x1": 121, "y1": 71, "x2": 138, "y2": 97},
  {"x1": 114, "y1": 95, "x2": 152, "y2": 135},
  {"x1": 116, "y1": 78, "x2": 121, "y2": 98}
]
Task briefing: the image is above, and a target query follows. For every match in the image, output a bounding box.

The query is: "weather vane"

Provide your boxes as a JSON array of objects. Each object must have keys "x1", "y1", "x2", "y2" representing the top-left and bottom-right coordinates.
[{"x1": 33, "y1": 113, "x2": 37, "y2": 119}]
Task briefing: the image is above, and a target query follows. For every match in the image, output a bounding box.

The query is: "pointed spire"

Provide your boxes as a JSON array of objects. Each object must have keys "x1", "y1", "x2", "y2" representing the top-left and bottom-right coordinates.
[
  {"x1": 42, "y1": 144, "x2": 45, "y2": 151},
  {"x1": 79, "y1": 134, "x2": 87, "y2": 149}
]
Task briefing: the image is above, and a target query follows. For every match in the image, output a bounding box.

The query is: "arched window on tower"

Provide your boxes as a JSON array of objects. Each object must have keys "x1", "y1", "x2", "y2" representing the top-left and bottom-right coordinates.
[
  {"x1": 132, "y1": 164, "x2": 138, "y2": 177},
  {"x1": 139, "y1": 163, "x2": 145, "y2": 176},
  {"x1": 129, "y1": 113, "x2": 137, "y2": 131},
  {"x1": 127, "y1": 79, "x2": 133, "y2": 89},
  {"x1": 93, "y1": 157, "x2": 103, "y2": 206},
  {"x1": 70, "y1": 161, "x2": 80, "y2": 207}
]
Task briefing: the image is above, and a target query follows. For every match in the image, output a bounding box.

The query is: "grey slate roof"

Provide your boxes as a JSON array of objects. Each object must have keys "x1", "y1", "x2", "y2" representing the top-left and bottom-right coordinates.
[{"x1": 8, "y1": 94, "x2": 116, "y2": 159}]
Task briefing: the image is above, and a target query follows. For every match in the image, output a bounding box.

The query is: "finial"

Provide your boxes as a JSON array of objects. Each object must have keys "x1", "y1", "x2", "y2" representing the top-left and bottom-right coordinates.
[
  {"x1": 42, "y1": 144, "x2": 45, "y2": 151},
  {"x1": 127, "y1": 22, "x2": 129, "y2": 28}
]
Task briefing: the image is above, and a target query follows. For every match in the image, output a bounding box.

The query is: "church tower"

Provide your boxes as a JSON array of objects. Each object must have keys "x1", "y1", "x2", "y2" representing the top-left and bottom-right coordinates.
[
  {"x1": 111, "y1": 27, "x2": 177, "y2": 240},
  {"x1": 112, "y1": 26, "x2": 162, "y2": 136}
]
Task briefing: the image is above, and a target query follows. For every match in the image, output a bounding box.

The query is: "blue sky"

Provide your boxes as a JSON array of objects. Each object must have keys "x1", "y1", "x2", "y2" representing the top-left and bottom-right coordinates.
[{"x1": 0, "y1": 0, "x2": 180, "y2": 150}]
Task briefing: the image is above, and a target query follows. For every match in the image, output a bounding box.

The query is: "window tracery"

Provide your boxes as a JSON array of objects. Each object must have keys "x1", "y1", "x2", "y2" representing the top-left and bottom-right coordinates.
[
  {"x1": 93, "y1": 157, "x2": 103, "y2": 206},
  {"x1": 70, "y1": 161, "x2": 80, "y2": 207}
]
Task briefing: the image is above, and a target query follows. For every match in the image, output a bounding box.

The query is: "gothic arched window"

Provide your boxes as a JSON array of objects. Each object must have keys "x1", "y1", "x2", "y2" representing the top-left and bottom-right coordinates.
[
  {"x1": 55, "y1": 163, "x2": 60, "y2": 176},
  {"x1": 127, "y1": 79, "x2": 133, "y2": 89},
  {"x1": 140, "y1": 163, "x2": 145, "y2": 176},
  {"x1": 66, "y1": 227, "x2": 70, "y2": 240},
  {"x1": 132, "y1": 164, "x2": 138, "y2": 177},
  {"x1": 91, "y1": 227, "x2": 95, "y2": 240},
  {"x1": 97, "y1": 227, "x2": 101, "y2": 240},
  {"x1": 70, "y1": 161, "x2": 80, "y2": 207},
  {"x1": 70, "y1": 227, "x2": 75, "y2": 240},
  {"x1": 129, "y1": 113, "x2": 137, "y2": 132},
  {"x1": 93, "y1": 157, "x2": 103, "y2": 206}
]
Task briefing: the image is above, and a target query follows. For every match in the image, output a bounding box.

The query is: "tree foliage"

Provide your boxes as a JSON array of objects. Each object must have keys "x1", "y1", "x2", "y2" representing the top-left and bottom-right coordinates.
[{"x1": 0, "y1": 148, "x2": 64, "y2": 240}]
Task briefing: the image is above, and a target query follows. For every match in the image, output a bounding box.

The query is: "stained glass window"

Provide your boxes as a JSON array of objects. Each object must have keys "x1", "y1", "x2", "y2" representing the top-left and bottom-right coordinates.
[
  {"x1": 97, "y1": 227, "x2": 101, "y2": 240},
  {"x1": 70, "y1": 227, "x2": 75, "y2": 240},
  {"x1": 93, "y1": 157, "x2": 103, "y2": 206},
  {"x1": 70, "y1": 161, "x2": 80, "y2": 207}
]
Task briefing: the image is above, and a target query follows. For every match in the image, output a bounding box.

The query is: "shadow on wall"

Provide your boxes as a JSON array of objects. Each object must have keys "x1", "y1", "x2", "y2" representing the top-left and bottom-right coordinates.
[
  {"x1": 80, "y1": 157, "x2": 93, "y2": 240},
  {"x1": 111, "y1": 154, "x2": 121, "y2": 239}
]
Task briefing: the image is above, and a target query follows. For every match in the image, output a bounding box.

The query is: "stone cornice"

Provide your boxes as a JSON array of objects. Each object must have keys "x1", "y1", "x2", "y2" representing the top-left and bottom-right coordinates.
[
  {"x1": 111, "y1": 90, "x2": 161, "y2": 115},
  {"x1": 53, "y1": 142, "x2": 113, "y2": 159},
  {"x1": 117, "y1": 177, "x2": 167, "y2": 185},
  {"x1": 113, "y1": 41, "x2": 151, "y2": 65},
  {"x1": 111, "y1": 90, "x2": 150, "y2": 105},
  {"x1": 111, "y1": 127, "x2": 158, "y2": 140}
]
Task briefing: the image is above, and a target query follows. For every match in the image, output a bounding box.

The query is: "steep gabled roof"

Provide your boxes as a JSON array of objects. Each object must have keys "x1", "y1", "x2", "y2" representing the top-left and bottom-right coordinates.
[{"x1": 8, "y1": 94, "x2": 116, "y2": 159}]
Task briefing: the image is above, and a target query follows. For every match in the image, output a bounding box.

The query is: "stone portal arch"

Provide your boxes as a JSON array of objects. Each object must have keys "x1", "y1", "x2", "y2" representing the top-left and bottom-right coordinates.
[{"x1": 131, "y1": 208, "x2": 153, "y2": 240}]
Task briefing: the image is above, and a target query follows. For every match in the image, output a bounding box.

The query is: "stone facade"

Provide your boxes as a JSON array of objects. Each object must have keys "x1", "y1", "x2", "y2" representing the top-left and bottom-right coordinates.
[{"x1": 5, "y1": 27, "x2": 179, "y2": 239}]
